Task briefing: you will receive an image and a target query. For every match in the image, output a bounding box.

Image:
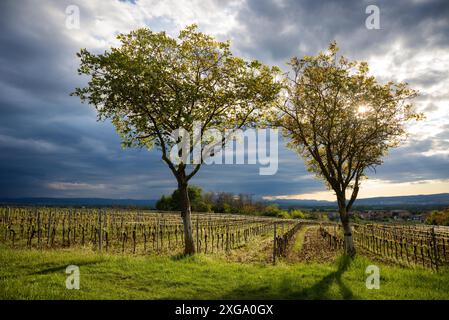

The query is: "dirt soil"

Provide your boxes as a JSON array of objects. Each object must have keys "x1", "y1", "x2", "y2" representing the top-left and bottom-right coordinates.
[{"x1": 286, "y1": 226, "x2": 338, "y2": 263}]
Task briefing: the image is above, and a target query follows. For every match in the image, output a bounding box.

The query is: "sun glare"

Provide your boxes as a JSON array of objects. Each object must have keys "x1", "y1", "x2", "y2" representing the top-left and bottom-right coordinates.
[{"x1": 358, "y1": 105, "x2": 368, "y2": 114}]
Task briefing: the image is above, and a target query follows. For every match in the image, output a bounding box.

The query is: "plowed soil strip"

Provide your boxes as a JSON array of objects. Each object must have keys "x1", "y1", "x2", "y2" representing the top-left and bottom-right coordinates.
[{"x1": 287, "y1": 226, "x2": 337, "y2": 263}]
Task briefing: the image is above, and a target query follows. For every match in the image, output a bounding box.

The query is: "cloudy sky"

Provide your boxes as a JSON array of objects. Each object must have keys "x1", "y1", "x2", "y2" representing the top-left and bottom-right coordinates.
[{"x1": 0, "y1": 0, "x2": 448, "y2": 201}]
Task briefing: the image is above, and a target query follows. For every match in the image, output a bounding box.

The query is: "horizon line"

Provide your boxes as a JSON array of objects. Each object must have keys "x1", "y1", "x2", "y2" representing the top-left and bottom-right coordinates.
[{"x1": 1, "y1": 192, "x2": 448, "y2": 202}]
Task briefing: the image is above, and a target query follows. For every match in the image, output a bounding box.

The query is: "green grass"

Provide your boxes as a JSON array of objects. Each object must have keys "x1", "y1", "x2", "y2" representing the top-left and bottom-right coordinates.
[
  {"x1": 1, "y1": 245, "x2": 448, "y2": 300},
  {"x1": 291, "y1": 225, "x2": 311, "y2": 253}
]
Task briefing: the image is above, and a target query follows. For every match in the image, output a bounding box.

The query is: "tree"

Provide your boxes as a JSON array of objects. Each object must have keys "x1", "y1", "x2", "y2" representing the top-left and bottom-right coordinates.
[
  {"x1": 156, "y1": 185, "x2": 212, "y2": 212},
  {"x1": 425, "y1": 209, "x2": 449, "y2": 226},
  {"x1": 290, "y1": 209, "x2": 306, "y2": 219},
  {"x1": 277, "y1": 42, "x2": 420, "y2": 256},
  {"x1": 171, "y1": 185, "x2": 203, "y2": 210},
  {"x1": 155, "y1": 195, "x2": 172, "y2": 211},
  {"x1": 72, "y1": 25, "x2": 281, "y2": 254}
]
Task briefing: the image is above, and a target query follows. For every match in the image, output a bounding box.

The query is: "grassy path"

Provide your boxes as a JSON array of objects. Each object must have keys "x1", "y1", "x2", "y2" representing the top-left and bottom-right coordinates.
[
  {"x1": 1, "y1": 245, "x2": 449, "y2": 300},
  {"x1": 285, "y1": 225, "x2": 310, "y2": 262},
  {"x1": 291, "y1": 225, "x2": 310, "y2": 253}
]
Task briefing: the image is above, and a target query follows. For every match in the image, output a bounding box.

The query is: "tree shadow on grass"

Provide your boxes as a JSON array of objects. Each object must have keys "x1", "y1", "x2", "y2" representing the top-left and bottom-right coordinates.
[
  {"x1": 296, "y1": 255, "x2": 354, "y2": 299},
  {"x1": 170, "y1": 253, "x2": 195, "y2": 261},
  {"x1": 32, "y1": 261, "x2": 100, "y2": 275},
  {"x1": 1, "y1": 260, "x2": 101, "y2": 279},
  {"x1": 219, "y1": 255, "x2": 354, "y2": 300}
]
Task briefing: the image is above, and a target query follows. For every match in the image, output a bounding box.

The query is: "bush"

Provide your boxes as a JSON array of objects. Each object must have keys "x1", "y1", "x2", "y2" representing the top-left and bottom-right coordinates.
[
  {"x1": 155, "y1": 195, "x2": 173, "y2": 211},
  {"x1": 262, "y1": 205, "x2": 281, "y2": 217},
  {"x1": 290, "y1": 209, "x2": 306, "y2": 219},
  {"x1": 276, "y1": 211, "x2": 291, "y2": 219},
  {"x1": 155, "y1": 186, "x2": 212, "y2": 212},
  {"x1": 425, "y1": 209, "x2": 449, "y2": 226},
  {"x1": 194, "y1": 201, "x2": 212, "y2": 213}
]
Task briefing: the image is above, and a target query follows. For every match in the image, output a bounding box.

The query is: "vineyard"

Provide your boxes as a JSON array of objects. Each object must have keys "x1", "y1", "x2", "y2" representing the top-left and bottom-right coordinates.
[
  {"x1": 320, "y1": 223, "x2": 449, "y2": 269},
  {"x1": 2, "y1": 206, "x2": 449, "y2": 270},
  {"x1": 2, "y1": 206, "x2": 449, "y2": 300},
  {"x1": 0, "y1": 207, "x2": 300, "y2": 259}
]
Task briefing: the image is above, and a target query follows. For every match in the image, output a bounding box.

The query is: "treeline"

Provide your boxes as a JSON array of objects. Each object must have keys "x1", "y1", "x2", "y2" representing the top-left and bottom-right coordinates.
[
  {"x1": 155, "y1": 186, "x2": 312, "y2": 219},
  {"x1": 425, "y1": 208, "x2": 449, "y2": 226}
]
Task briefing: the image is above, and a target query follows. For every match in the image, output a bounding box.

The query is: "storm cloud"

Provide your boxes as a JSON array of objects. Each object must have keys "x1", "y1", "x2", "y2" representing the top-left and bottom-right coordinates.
[{"x1": 0, "y1": 0, "x2": 448, "y2": 199}]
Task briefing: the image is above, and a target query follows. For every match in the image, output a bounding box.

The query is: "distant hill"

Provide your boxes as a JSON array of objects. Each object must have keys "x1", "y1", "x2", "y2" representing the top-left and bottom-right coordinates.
[
  {"x1": 0, "y1": 197, "x2": 157, "y2": 208},
  {"x1": 270, "y1": 193, "x2": 449, "y2": 209},
  {"x1": 1, "y1": 193, "x2": 449, "y2": 210}
]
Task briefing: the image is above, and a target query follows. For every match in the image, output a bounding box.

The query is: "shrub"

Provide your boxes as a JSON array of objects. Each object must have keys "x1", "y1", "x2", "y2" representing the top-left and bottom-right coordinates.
[
  {"x1": 290, "y1": 209, "x2": 306, "y2": 219},
  {"x1": 425, "y1": 209, "x2": 449, "y2": 226}
]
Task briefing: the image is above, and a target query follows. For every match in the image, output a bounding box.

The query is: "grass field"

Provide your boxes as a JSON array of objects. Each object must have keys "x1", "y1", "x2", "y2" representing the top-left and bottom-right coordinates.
[{"x1": 1, "y1": 244, "x2": 448, "y2": 300}]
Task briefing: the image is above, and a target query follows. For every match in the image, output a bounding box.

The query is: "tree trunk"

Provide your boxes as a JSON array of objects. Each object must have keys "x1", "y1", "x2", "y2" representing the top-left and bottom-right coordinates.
[
  {"x1": 179, "y1": 182, "x2": 195, "y2": 255},
  {"x1": 338, "y1": 202, "x2": 356, "y2": 257}
]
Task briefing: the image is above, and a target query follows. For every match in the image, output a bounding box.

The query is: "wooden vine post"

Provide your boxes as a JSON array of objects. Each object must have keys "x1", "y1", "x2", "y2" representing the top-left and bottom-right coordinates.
[
  {"x1": 98, "y1": 209, "x2": 103, "y2": 252},
  {"x1": 37, "y1": 209, "x2": 41, "y2": 249},
  {"x1": 196, "y1": 216, "x2": 199, "y2": 253},
  {"x1": 273, "y1": 222, "x2": 277, "y2": 265},
  {"x1": 431, "y1": 227, "x2": 438, "y2": 271}
]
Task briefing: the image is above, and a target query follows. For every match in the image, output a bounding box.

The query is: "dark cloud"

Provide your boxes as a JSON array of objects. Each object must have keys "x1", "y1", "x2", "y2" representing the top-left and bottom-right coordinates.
[
  {"x1": 230, "y1": 0, "x2": 449, "y2": 64},
  {"x1": 0, "y1": 0, "x2": 448, "y2": 199},
  {"x1": 372, "y1": 144, "x2": 449, "y2": 183}
]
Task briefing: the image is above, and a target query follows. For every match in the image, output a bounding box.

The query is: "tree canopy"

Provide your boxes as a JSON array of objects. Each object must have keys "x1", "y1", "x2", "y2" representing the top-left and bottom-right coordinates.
[
  {"x1": 277, "y1": 41, "x2": 421, "y2": 255},
  {"x1": 73, "y1": 24, "x2": 282, "y2": 184},
  {"x1": 279, "y1": 41, "x2": 420, "y2": 211}
]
